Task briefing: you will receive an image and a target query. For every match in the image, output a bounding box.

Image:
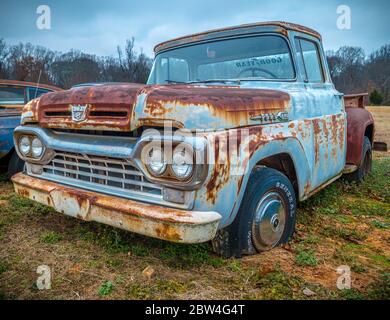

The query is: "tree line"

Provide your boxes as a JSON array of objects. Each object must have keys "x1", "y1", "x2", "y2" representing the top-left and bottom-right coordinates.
[
  {"x1": 327, "y1": 44, "x2": 390, "y2": 105},
  {"x1": 0, "y1": 37, "x2": 389, "y2": 105},
  {"x1": 0, "y1": 38, "x2": 152, "y2": 89}
]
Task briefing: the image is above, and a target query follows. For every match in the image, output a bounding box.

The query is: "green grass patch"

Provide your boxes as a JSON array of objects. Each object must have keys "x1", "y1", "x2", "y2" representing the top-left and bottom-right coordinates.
[
  {"x1": 76, "y1": 224, "x2": 131, "y2": 254},
  {"x1": 130, "y1": 243, "x2": 151, "y2": 257},
  {"x1": 368, "y1": 254, "x2": 390, "y2": 267},
  {"x1": 295, "y1": 248, "x2": 318, "y2": 267},
  {"x1": 343, "y1": 157, "x2": 390, "y2": 203},
  {"x1": 40, "y1": 231, "x2": 63, "y2": 244},
  {"x1": 98, "y1": 281, "x2": 115, "y2": 297},
  {"x1": 366, "y1": 272, "x2": 390, "y2": 299},
  {"x1": 371, "y1": 220, "x2": 389, "y2": 229},
  {"x1": 255, "y1": 269, "x2": 304, "y2": 299},
  {"x1": 106, "y1": 258, "x2": 124, "y2": 268},
  {"x1": 346, "y1": 198, "x2": 390, "y2": 217},
  {"x1": 159, "y1": 243, "x2": 225, "y2": 268},
  {"x1": 228, "y1": 260, "x2": 243, "y2": 273},
  {"x1": 0, "y1": 261, "x2": 9, "y2": 274},
  {"x1": 127, "y1": 279, "x2": 188, "y2": 299},
  {"x1": 321, "y1": 225, "x2": 368, "y2": 242},
  {"x1": 338, "y1": 288, "x2": 365, "y2": 300}
]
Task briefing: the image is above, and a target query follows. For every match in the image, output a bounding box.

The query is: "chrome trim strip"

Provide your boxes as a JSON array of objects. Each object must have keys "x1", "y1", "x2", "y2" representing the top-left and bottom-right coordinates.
[{"x1": 14, "y1": 126, "x2": 137, "y2": 161}]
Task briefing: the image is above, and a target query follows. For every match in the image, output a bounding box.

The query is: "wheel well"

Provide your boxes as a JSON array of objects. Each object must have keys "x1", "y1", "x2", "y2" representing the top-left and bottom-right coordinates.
[
  {"x1": 255, "y1": 153, "x2": 299, "y2": 197},
  {"x1": 365, "y1": 124, "x2": 374, "y2": 144},
  {"x1": 0, "y1": 147, "x2": 15, "y2": 165}
]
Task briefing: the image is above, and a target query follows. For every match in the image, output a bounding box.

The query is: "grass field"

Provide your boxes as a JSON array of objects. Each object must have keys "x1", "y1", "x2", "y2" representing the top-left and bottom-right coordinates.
[
  {"x1": 367, "y1": 106, "x2": 390, "y2": 148},
  {"x1": 0, "y1": 109, "x2": 389, "y2": 300}
]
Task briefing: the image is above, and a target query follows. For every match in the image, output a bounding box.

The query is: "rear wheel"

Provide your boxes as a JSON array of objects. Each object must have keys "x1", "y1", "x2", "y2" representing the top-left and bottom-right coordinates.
[
  {"x1": 344, "y1": 136, "x2": 372, "y2": 183},
  {"x1": 212, "y1": 167, "x2": 297, "y2": 258}
]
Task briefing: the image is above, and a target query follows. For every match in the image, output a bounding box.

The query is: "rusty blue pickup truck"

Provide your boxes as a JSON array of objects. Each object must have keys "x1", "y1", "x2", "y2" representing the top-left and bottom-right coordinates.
[
  {"x1": 11, "y1": 22, "x2": 374, "y2": 257},
  {"x1": 0, "y1": 80, "x2": 61, "y2": 177}
]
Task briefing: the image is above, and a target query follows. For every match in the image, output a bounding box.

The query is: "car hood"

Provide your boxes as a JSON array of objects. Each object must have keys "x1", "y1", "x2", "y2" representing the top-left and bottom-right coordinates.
[{"x1": 29, "y1": 83, "x2": 291, "y2": 131}]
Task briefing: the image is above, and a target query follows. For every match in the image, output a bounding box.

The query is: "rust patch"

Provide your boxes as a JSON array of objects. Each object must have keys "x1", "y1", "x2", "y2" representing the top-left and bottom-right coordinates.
[
  {"x1": 155, "y1": 224, "x2": 182, "y2": 242},
  {"x1": 312, "y1": 119, "x2": 321, "y2": 164},
  {"x1": 304, "y1": 181, "x2": 311, "y2": 195},
  {"x1": 205, "y1": 134, "x2": 230, "y2": 204},
  {"x1": 31, "y1": 82, "x2": 289, "y2": 131},
  {"x1": 37, "y1": 83, "x2": 144, "y2": 131},
  {"x1": 17, "y1": 187, "x2": 30, "y2": 197},
  {"x1": 143, "y1": 85, "x2": 290, "y2": 128}
]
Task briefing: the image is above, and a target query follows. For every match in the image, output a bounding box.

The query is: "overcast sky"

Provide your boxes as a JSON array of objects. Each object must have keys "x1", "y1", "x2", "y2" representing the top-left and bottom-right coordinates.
[{"x1": 0, "y1": 0, "x2": 389, "y2": 58}]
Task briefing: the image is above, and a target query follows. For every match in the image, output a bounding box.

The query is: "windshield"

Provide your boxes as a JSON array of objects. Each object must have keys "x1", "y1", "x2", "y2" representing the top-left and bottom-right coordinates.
[{"x1": 147, "y1": 35, "x2": 295, "y2": 84}]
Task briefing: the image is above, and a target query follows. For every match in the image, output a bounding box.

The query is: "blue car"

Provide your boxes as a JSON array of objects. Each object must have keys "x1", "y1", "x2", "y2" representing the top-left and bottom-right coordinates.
[{"x1": 0, "y1": 80, "x2": 61, "y2": 177}]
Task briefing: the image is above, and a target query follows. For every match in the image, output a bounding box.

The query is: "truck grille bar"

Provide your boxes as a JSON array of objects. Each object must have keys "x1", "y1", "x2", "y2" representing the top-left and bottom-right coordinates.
[{"x1": 40, "y1": 151, "x2": 163, "y2": 201}]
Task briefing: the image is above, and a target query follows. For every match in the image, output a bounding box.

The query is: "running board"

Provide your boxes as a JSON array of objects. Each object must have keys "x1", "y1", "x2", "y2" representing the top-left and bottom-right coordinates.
[
  {"x1": 343, "y1": 164, "x2": 358, "y2": 174},
  {"x1": 301, "y1": 173, "x2": 342, "y2": 201}
]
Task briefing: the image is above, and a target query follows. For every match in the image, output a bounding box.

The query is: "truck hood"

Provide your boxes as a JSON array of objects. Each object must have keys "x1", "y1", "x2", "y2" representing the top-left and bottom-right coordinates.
[{"x1": 31, "y1": 83, "x2": 290, "y2": 131}]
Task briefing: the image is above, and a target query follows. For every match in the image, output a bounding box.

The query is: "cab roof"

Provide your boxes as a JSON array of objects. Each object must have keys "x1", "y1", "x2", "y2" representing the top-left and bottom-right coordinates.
[{"x1": 154, "y1": 21, "x2": 321, "y2": 53}]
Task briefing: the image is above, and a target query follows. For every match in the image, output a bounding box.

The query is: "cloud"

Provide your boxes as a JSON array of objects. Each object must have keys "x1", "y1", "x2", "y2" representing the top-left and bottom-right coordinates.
[{"x1": 0, "y1": 0, "x2": 389, "y2": 58}]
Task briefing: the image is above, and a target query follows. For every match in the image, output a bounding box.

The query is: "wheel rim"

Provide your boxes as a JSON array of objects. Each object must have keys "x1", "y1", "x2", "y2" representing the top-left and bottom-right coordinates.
[{"x1": 252, "y1": 191, "x2": 287, "y2": 251}]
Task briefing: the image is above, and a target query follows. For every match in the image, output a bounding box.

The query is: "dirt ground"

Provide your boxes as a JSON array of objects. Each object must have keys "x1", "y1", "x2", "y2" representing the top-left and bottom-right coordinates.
[{"x1": 0, "y1": 109, "x2": 389, "y2": 300}]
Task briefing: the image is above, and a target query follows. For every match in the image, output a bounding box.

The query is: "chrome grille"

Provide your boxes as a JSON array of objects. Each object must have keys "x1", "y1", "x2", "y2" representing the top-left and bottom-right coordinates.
[{"x1": 40, "y1": 151, "x2": 163, "y2": 201}]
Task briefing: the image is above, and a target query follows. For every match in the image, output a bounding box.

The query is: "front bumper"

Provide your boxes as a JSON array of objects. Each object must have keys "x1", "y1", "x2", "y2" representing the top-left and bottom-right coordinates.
[{"x1": 12, "y1": 173, "x2": 221, "y2": 243}]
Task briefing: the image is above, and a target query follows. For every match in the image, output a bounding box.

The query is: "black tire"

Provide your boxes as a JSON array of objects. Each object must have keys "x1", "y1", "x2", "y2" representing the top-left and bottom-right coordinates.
[
  {"x1": 6, "y1": 150, "x2": 25, "y2": 178},
  {"x1": 344, "y1": 136, "x2": 372, "y2": 183},
  {"x1": 212, "y1": 167, "x2": 297, "y2": 258}
]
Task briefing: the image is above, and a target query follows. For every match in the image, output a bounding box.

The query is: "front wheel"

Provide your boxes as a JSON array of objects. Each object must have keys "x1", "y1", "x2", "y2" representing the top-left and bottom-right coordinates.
[{"x1": 212, "y1": 168, "x2": 297, "y2": 258}]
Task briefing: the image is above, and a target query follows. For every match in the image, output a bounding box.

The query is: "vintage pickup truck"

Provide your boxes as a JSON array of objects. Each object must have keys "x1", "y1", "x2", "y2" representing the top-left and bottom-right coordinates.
[
  {"x1": 11, "y1": 22, "x2": 374, "y2": 257},
  {"x1": 0, "y1": 80, "x2": 61, "y2": 177}
]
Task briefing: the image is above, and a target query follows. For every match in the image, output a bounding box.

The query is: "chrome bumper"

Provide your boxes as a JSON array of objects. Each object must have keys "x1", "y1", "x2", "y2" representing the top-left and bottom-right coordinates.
[{"x1": 12, "y1": 173, "x2": 221, "y2": 243}]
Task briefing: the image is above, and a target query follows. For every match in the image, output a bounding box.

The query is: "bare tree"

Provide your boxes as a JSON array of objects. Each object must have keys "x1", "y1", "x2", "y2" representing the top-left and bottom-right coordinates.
[{"x1": 51, "y1": 51, "x2": 101, "y2": 89}]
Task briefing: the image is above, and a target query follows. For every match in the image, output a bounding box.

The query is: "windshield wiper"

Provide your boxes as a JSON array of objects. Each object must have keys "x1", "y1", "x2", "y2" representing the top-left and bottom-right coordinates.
[
  {"x1": 164, "y1": 79, "x2": 188, "y2": 84},
  {"x1": 164, "y1": 79, "x2": 244, "y2": 85},
  {"x1": 188, "y1": 79, "x2": 242, "y2": 84}
]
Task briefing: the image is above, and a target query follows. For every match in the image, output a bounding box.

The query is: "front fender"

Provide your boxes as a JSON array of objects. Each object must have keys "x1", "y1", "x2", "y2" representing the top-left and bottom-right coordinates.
[
  {"x1": 193, "y1": 130, "x2": 310, "y2": 228},
  {"x1": 224, "y1": 137, "x2": 310, "y2": 226}
]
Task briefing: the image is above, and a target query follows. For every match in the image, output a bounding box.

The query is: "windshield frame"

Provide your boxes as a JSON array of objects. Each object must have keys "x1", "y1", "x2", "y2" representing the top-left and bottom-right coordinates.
[{"x1": 148, "y1": 32, "x2": 297, "y2": 84}]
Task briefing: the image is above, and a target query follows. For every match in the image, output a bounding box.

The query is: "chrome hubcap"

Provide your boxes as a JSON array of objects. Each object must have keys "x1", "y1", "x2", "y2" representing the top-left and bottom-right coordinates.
[{"x1": 252, "y1": 191, "x2": 287, "y2": 251}]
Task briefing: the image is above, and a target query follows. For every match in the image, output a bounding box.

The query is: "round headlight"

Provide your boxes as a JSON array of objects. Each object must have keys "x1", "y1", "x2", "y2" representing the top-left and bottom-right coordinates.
[
  {"x1": 31, "y1": 137, "x2": 44, "y2": 158},
  {"x1": 146, "y1": 146, "x2": 166, "y2": 176},
  {"x1": 171, "y1": 146, "x2": 193, "y2": 180},
  {"x1": 19, "y1": 136, "x2": 31, "y2": 156}
]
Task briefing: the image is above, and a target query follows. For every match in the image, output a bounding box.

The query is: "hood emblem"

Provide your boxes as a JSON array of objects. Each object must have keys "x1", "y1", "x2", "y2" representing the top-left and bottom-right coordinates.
[{"x1": 71, "y1": 105, "x2": 88, "y2": 122}]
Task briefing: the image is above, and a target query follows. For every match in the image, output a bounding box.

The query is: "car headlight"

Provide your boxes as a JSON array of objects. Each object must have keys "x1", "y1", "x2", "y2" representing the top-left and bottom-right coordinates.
[
  {"x1": 171, "y1": 145, "x2": 193, "y2": 180},
  {"x1": 31, "y1": 137, "x2": 44, "y2": 158},
  {"x1": 146, "y1": 146, "x2": 166, "y2": 176},
  {"x1": 19, "y1": 136, "x2": 31, "y2": 156}
]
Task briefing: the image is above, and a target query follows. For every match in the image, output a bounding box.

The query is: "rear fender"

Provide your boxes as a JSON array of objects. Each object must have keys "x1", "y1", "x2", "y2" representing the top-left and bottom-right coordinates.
[{"x1": 345, "y1": 107, "x2": 374, "y2": 166}]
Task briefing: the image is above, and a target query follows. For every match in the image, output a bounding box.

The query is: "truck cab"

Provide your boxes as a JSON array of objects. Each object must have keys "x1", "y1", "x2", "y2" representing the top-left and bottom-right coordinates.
[{"x1": 11, "y1": 22, "x2": 374, "y2": 257}]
